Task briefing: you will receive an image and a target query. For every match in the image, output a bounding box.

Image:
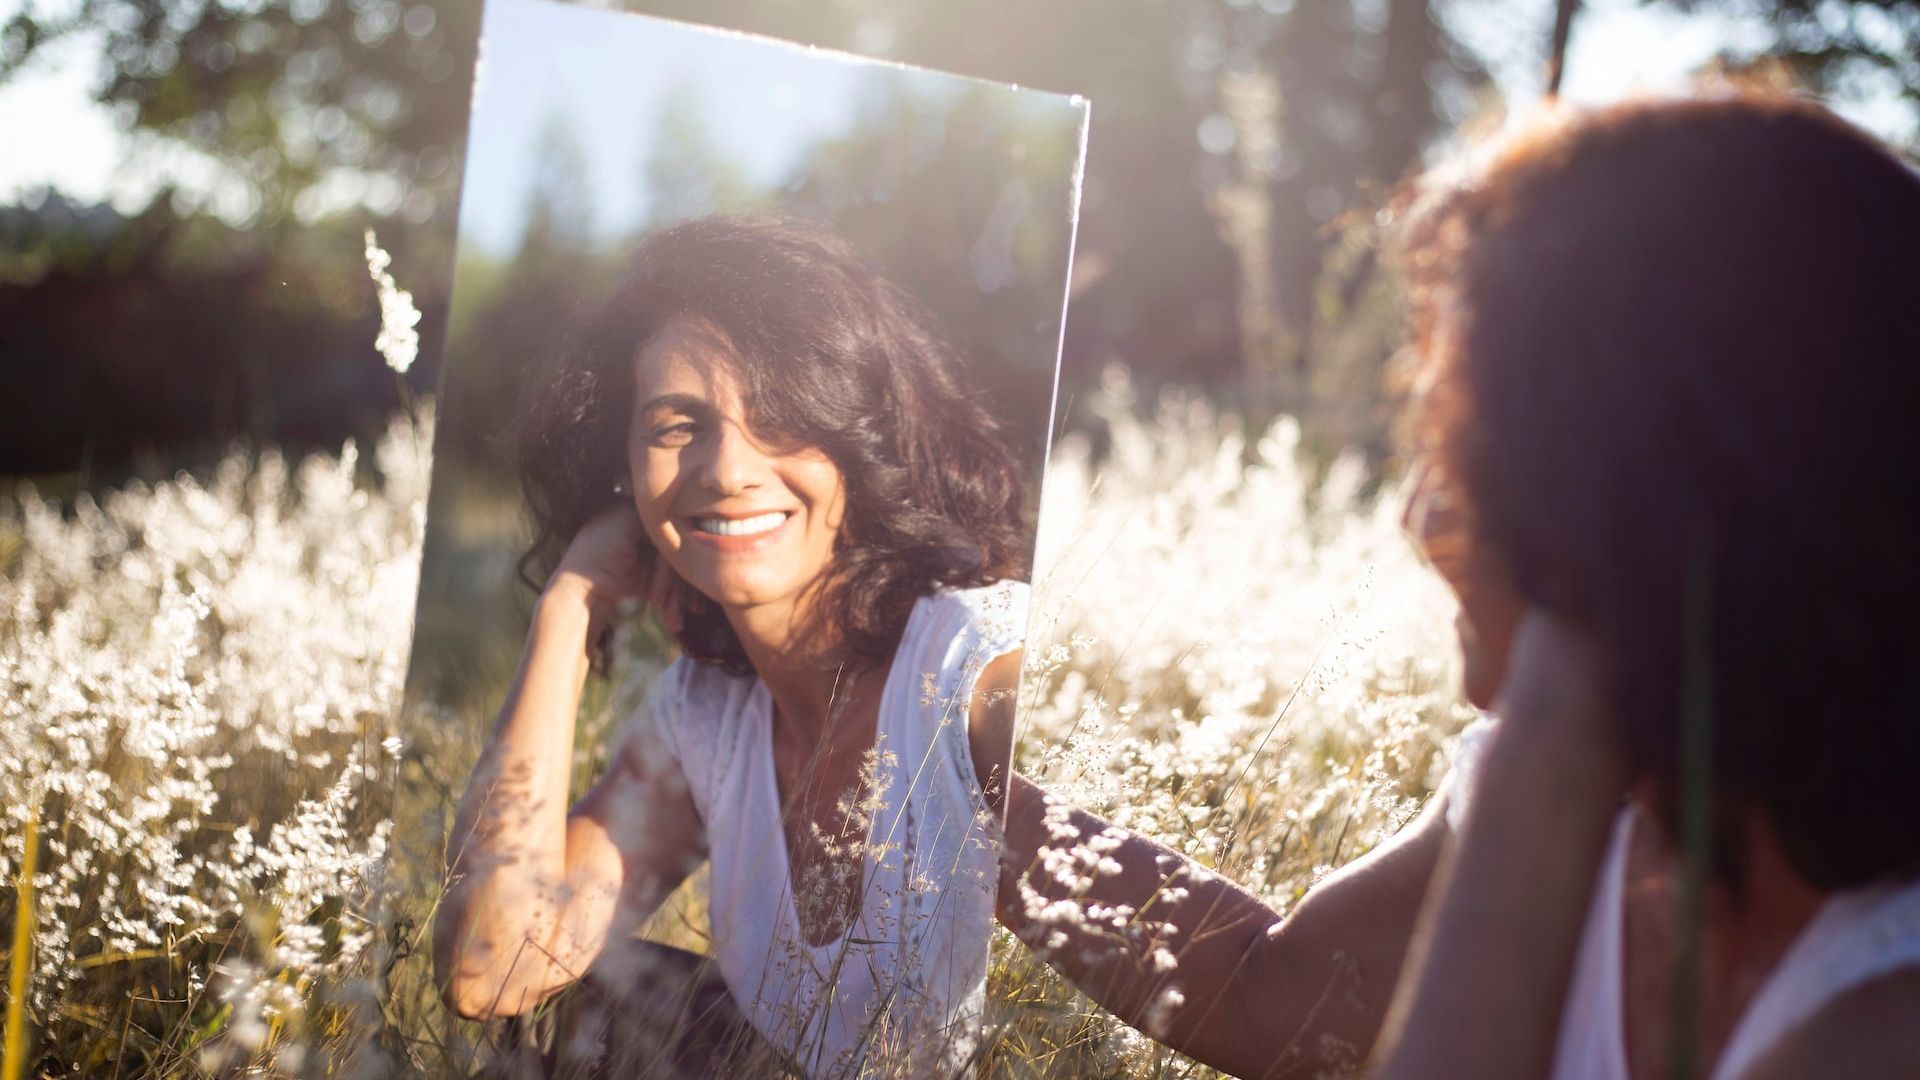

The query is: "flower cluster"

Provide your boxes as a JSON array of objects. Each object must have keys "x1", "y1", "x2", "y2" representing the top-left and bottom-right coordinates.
[{"x1": 363, "y1": 228, "x2": 423, "y2": 375}]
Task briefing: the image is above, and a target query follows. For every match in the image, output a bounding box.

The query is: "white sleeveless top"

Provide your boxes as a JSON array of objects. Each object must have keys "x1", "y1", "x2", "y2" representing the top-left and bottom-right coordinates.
[
  {"x1": 619, "y1": 580, "x2": 1028, "y2": 1077},
  {"x1": 1448, "y1": 719, "x2": 1920, "y2": 1079}
]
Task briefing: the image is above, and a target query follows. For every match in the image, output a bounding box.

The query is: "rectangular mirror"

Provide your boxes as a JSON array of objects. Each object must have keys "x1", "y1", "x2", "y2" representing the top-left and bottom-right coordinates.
[{"x1": 401, "y1": 2, "x2": 1087, "y2": 1074}]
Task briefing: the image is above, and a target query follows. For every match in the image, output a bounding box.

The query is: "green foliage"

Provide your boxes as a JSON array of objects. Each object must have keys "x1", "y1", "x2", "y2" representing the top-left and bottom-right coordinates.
[
  {"x1": 12, "y1": 0, "x2": 1912, "y2": 482},
  {"x1": 1672, "y1": 0, "x2": 1920, "y2": 136},
  {"x1": 2, "y1": 0, "x2": 479, "y2": 228}
]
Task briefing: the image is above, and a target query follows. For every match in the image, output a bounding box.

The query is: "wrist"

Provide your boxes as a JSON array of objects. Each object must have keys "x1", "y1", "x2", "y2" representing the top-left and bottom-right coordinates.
[
  {"x1": 1479, "y1": 710, "x2": 1628, "y2": 822},
  {"x1": 535, "y1": 576, "x2": 599, "y2": 630}
]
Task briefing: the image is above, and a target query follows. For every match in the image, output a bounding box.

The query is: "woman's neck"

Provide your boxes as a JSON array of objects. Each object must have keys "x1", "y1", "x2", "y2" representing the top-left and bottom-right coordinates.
[
  {"x1": 724, "y1": 593, "x2": 865, "y2": 742},
  {"x1": 1626, "y1": 786, "x2": 1828, "y2": 933}
]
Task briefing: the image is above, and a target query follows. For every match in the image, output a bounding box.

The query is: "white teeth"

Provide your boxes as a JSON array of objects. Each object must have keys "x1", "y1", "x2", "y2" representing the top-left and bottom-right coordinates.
[{"x1": 695, "y1": 511, "x2": 788, "y2": 537}]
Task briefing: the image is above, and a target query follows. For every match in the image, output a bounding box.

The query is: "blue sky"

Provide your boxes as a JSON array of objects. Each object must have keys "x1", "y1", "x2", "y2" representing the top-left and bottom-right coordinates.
[{"x1": 458, "y1": 0, "x2": 1062, "y2": 254}]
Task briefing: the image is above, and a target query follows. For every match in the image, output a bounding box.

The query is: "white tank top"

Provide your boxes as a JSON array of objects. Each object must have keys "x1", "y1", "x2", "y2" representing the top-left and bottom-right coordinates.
[
  {"x1": 1447, "y1": 719, "x2": 1920, "y2": 1079},
  {"x1": 620, "y1": 580, "x2": 1027, "y2": 1076}
]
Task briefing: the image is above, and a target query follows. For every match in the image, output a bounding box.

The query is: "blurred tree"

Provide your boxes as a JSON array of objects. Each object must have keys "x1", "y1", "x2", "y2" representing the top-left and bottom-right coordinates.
[
  {"x1": 521, "y1": 110, "x2": 597, "y2": 258},
  {"x1": 433, "y1": 109, "x2": 602, "y2": 475},
  {"x1": 850, "y1": 0, "x2": 1244, "y2": 416},
  {"x1": 8, "y1": 0, "x2": 1916, "y2": 482},
  {"x1": 821, "y1": 0, "x2": 1486, "y2": 443},
  {"x1": 0, "y1": 0, "x2": 474, "y2": 482},
  {"x1": 0, "y1": 191, "x2": 429, "y2": 479},
  {"x1": 784, "y1": 79, "x2": 1083, "y2": 461},
  {"x1": 1, "y1": 0, "x2": 479, "y2": 231},
  {"x1": 1668, "y1": 0, "x2": 1919, "y2": 127},
  {"x1": 642, "y1": 80, "x2": 770, "y2": 225}
]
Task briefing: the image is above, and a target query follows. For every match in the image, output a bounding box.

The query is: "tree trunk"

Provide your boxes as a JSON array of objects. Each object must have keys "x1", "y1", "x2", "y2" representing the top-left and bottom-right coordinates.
[{"x1": 1547, "y1": 0, "x2": 1581, "y2": 97}]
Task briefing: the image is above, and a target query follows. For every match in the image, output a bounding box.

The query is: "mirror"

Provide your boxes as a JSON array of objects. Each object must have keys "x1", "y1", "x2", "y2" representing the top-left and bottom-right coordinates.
[{"x1": 403, "y1": 1, "x2": 1087, "y2": 1074}]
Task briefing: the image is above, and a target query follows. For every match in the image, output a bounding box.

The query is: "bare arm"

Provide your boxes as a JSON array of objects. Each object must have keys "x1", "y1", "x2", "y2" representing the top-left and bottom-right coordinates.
[
  {"x1": 433, "y1": 511, "x2": 703, "y2": 1019},
  {"x1": 997, "y1": 770, "x2": 1449, "y2": 1079},
  {"x1": 1372, "y1": 613, "x2": 1624, "y2": 1079},
  {"x1": 966, "y1": 649, "x2": 1022, "y2": 813}
]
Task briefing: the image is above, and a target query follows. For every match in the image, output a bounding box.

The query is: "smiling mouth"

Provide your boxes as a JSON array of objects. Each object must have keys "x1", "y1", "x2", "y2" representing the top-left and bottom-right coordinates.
[{"x1": 689, "y1": 511, "x2": 791, "y2": 537}]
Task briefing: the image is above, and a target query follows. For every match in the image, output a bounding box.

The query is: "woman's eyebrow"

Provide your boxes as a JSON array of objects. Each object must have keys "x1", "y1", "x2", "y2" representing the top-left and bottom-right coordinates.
[{"x1": 636, "y1": 392, "x2": 711, "y2": 417}]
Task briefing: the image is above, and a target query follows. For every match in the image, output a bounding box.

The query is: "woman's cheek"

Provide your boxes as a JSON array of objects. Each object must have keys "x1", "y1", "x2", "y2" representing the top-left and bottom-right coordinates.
[
  {"x1": 628, "y1": 454, "x2": 674, "y2": 530},
  {"x1": 822, "y1": 479, "x2": 847, "y2": 533}
]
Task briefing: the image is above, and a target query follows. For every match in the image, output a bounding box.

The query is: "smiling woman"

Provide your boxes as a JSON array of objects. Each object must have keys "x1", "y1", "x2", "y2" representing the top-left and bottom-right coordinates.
[
  {"x1": 628, "y1": 316, "x2": 851, "y2": 622},
  {"x1": 433, "y1": 215, "x2": 1036, "y2": 1079},
  {"x1": 515, "y1": 215, "x2": 1032, "y2": 676}
]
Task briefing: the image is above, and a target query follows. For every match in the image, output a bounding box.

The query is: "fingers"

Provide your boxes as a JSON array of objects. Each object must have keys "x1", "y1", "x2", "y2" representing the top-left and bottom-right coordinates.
[
  {"x1": 576, "y1": 511, "x2": 702, "y2": 639},
  {"x1": 1494, "y1": 610, "x2": 1609, "y2": 739}
]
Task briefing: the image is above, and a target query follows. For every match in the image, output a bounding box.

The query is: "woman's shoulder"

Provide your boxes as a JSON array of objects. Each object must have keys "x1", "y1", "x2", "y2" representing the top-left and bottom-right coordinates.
[
  {"x1": 1727, "y1": 872, "x2": 1920, "y2": 1079},
  {"x1": 888, "y1": 580, "x2": 1028, "y2": 816},
  {"x1": 621, "y1": 653, "x2": 764, "y2": 783},
  {"x1": 888, "y1": 579, "x2": 1028, "y2": 731},
  {"x1": 632, "y1": 653, "x2": 757, "y2": 713},
  {"x1": 1740, "y1": 967, "x2": 1920, "y2": 1079},
  {"x1": 910, "y1": 579, "x2": 1030, "y2": 657}
]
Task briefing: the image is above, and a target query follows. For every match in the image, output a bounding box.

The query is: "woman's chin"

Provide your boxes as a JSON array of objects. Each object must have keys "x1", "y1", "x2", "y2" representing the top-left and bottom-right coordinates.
[
  {"x1": 662, "y1": 553, "x2": 782, "y2": 611},
  {"x1": 695, "y1": 575, "x2": 791, "y2": 612}
]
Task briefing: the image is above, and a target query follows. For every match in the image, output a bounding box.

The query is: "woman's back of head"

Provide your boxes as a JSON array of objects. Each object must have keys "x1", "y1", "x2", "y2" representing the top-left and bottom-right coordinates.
[{"x1": 1400, "y1": 90, "x2": 1920, "y2": 891}]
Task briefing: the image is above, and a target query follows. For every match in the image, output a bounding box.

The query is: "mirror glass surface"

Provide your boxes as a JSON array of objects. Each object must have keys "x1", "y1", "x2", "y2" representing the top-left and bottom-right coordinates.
[{"x1": 405, "y1": 2, "x2": 1086, "y2": 1073}]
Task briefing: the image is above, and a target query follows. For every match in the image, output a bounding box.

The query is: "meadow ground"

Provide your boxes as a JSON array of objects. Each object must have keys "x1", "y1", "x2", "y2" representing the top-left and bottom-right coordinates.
[{"x1": 1, "y1": 371, "x2": 1473, "y2": 1077}]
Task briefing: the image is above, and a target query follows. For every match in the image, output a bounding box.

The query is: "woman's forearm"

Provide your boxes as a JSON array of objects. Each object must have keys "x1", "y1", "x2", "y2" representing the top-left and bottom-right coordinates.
[
  {"x1": 997, "y1": 773, "x2": 1273, "y2": 1031},
  {"x1": 435, "y1": 582, "x2": 599, "y2": 1017},
  {"x1": 999, "y1": 773, "x2": 1446, "y2": 1078}
]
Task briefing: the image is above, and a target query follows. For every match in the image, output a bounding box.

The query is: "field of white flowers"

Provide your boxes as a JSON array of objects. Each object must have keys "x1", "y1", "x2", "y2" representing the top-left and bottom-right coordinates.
[
  {"x1": 1, "y1": 409, "x2": 429, "y2": 1075},
  {"x1": 1, "y1": 363, "x2": 1472, "y2": 1076}
]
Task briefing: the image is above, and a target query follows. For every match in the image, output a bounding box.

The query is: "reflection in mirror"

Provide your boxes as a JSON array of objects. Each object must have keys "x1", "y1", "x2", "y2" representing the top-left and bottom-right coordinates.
[{"x1": 402, "y1": 2, "x2": 1086, "y2": 1075}]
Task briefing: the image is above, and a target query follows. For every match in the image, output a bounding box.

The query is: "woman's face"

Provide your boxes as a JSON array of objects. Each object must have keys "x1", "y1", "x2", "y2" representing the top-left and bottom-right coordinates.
[
  {"x1": 627, "y1": 316, "x2": 847, "y2": 615},
  {"x1": 1402, "y1": 462, "x2": 1526, "y2": 711}
]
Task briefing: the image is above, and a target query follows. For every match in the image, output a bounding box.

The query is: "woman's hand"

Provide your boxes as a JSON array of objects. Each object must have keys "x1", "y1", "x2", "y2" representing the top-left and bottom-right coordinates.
[
  {"x1": 1497, "y1": 609, "x2": 1603, "y2": 725},
  {"x1": 547, "y1": 508, "x2": 695, "y2": 645},
  {"x1": 1491, "y1": 608, "x2": 1626, "y2": 801}
]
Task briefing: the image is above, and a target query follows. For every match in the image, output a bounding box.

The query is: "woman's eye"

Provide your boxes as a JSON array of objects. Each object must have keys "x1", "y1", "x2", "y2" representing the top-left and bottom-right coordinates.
[{"x1": 651, "y1": 421, "x2": 698, "y2": 446}]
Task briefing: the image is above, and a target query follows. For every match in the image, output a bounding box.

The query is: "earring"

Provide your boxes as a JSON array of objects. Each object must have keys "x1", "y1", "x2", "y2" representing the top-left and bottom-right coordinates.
[{"x1": 612, "y1": 480, "x2": 626, "y2": 496}]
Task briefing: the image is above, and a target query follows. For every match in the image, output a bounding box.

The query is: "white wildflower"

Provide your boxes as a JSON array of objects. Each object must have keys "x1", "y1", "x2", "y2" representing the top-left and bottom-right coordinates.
[{"x1": 362, "y1": 228, "x2": 422, "y2": 374}]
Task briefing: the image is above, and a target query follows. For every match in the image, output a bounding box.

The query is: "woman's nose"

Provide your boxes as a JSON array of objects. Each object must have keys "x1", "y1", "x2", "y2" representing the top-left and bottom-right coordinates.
[{"x1": 697, "y1": 420, "x2": 772, "y2": 496}]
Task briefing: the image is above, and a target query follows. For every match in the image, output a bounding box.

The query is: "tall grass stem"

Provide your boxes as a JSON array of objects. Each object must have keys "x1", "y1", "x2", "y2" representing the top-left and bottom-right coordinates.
[
  {"x1": 1669, "y1": 536, "x2": 1714, "y2": 1080},
  {"x1": 4, "y1": 808, "x2": 38, "y2": 1080}
]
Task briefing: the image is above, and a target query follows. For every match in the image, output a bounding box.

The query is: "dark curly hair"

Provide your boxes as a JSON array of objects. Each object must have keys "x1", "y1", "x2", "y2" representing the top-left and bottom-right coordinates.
[
  {"x1": 516, "y1": 215, "x2": 1030, "y2": 674},
  {"x1": 1396, "y1": 91, "x2": 1920, "y2": 891}
]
